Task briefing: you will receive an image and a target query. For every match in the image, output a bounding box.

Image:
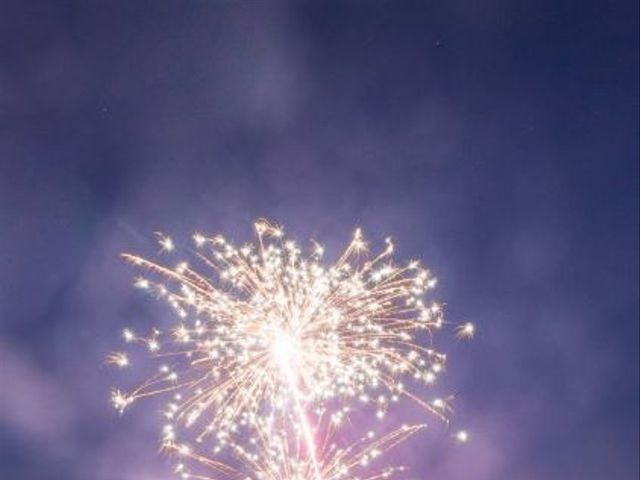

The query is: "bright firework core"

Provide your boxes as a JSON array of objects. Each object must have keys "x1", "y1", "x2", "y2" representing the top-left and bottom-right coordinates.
[
  {"x1": 108, "y1": 219, "x2": 472, "y2": 480},
  {"x1": 271, "y1": 331, "x2": 301, "y2": 369}
]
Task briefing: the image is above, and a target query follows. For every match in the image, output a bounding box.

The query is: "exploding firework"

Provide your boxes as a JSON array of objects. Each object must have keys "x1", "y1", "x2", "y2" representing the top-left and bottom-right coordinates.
[
  {"x1": 109, "y1": 219, "x2": 471, "y2": 478},
  {"x1": 163, "y1": 411, "x2": 425, "y2": 480}
]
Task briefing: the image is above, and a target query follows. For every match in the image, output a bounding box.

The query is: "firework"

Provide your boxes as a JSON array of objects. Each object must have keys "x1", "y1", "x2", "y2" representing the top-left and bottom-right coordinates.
[
  {"x1": 163, "y1": 410, "x2": 425, "y2": 480},
  {"x1": 110, "y1": 219, "x2": 470, "y2": 478}
]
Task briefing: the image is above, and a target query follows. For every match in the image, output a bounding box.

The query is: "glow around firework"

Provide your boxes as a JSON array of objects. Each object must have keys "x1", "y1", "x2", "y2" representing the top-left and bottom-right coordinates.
[{"x1": 109, "y1": 219, "x2": 471, "y2": 479}]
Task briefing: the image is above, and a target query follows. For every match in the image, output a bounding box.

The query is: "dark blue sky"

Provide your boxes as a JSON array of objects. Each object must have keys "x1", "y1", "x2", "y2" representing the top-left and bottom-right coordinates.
[{"x1": 0, "y1": 1, "x2": 638, "y2": 479}]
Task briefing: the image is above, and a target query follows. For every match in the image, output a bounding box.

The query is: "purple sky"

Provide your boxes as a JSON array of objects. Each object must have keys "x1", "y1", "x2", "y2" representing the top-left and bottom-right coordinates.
[{"x1": 0, "y1": 1, "x2": 638, "y2": 479}]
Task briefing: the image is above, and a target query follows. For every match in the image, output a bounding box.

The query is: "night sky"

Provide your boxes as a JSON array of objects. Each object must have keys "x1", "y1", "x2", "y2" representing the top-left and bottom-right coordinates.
[{"x1": 1, "y1": 1, "x2": 638, "y2": 479}]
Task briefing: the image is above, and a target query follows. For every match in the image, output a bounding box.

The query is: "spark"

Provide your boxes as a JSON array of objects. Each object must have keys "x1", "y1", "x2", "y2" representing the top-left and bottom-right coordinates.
[
  {"x1": 456, "y1": 322, "x2": 476, "y2": 340},
  {"x1": 157, "y1": 233, "x2": 175, "y2": 253},
  {"x1": 110, "y1": 219, "x2": 471, "y2": 479},
  {"x1": 105, "y1": 352, "x2": 129, "y2": 368},
  {"x1": 122, "y1": 328, "x2": 136, "y2": 342}
]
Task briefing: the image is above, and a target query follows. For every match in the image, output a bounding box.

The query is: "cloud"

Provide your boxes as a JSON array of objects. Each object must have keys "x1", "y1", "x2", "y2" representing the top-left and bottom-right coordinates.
[{"x1": 0, "y1": 342, "x2": 74, "y2": 440}]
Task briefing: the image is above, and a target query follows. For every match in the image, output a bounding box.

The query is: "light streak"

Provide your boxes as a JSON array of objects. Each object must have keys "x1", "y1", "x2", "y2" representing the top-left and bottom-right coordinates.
[{"x1": 272, "y1": 331, "x2": 322, "y2": 480}]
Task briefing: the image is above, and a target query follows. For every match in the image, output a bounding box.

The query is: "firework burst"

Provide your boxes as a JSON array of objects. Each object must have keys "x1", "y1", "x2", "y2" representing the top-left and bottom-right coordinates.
[{"x1": 109, "y1": 219, "x2": 471, "y2": 478}]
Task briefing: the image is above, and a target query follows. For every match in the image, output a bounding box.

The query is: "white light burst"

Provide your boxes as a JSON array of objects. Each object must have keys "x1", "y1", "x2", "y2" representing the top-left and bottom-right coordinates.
[{"x1": 109, "y1": 219, "x2": 471, "y2": 479}]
